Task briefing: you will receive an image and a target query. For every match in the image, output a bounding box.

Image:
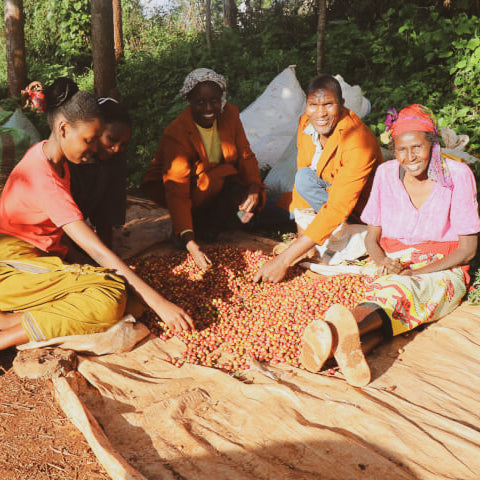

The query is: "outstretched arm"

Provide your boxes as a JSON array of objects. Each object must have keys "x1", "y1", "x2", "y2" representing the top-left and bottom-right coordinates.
[{"x1": 63, "y1": 220, "x2": 194, "y2": 331}]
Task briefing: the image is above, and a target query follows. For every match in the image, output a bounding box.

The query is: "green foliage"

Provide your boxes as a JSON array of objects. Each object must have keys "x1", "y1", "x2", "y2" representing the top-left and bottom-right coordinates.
[
  {"x1": 318, "y1": 5, "x2": 480, "y2": 154},
  {"x1": 0, "y1": 0, "x2": 478, "y2": 171},
  {"x1": 23, "y1": 0, "x2": 91, "y2": 68},
  {"x1": 467, "y1": 270, "x2": 480, "y2": 305}
]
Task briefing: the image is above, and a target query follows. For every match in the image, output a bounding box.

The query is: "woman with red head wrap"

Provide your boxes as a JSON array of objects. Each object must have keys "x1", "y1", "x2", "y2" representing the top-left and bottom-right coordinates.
[{"x1": 299, "y1": 104, "x2": 480, "y2": 387}]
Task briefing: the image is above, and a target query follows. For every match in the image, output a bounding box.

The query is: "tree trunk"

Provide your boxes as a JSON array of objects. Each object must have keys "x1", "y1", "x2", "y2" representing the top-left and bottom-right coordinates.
[
  {"x1": 91, "y1": 0, "x2": 117, "y2": 98},
  {"x1": 112, "y1": 0, "x2": 124, "y2": 63},
  {"x1": 223, "y1": 0, "x2": 237, "y2": 28},
  {"x1": 4, "y1": 0, "x2": 26, "y2": 97},
  {"x1": 316, "y1": 0, "x2": 327, "y2": 74},
  {"x1": 205, "y1": 0, "x2": 212, "y2": 50}
]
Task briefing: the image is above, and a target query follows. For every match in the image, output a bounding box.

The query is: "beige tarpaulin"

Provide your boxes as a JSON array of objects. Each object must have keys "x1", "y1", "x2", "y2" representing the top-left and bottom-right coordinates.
[
  {"x1": 46, "y1": 198, "x2": 480, "y2": 479},
  {"x1": 51, "y1": 303, "x2": 480, "y2": 480}
]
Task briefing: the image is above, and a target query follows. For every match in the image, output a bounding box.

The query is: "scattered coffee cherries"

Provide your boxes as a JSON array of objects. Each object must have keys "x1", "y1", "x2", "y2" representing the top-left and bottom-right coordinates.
[{"x1": 130, "y1": 246, "x2": 369, "y2": 372}]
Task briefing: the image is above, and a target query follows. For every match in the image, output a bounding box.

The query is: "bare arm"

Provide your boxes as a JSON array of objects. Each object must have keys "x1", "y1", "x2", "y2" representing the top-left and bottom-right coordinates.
[{"x1": 63, "y1": 220, "x2": 194, "y2": 331}]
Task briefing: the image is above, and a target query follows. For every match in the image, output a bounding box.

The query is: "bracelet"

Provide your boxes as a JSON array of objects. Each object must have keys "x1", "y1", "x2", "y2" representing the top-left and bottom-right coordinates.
[{"x1": 179, "y1": 229, "x2": 193, "y2": 239}]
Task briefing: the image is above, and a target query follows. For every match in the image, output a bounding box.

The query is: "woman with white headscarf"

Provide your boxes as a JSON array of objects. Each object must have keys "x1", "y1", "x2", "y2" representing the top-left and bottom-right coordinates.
[{"x1": 142, "y1": 68, "x2": 265, "y2": 269}]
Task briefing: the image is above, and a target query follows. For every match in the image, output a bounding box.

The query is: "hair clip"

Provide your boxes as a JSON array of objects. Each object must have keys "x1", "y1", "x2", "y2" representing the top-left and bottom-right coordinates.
[
  {"x1": 380, "y1": 108, "x2": 398, "y2": 144},
  {"x1": 97, "y1": 97, "x2": 119, "y2": 105}
]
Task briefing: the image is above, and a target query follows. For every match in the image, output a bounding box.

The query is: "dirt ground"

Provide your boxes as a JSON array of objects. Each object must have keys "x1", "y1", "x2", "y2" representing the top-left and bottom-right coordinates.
[{"x1": 0, "y1": 348, "x2": 109, "y2": 480}]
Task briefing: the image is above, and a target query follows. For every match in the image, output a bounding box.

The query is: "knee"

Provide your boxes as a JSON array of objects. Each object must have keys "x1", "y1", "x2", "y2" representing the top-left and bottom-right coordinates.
[
  {"x1": 95, "y1": 285, "x2": 128, "y2": 328},
  {"x1": 191, "y1": 178, "x2": 225, "y2": 208},
  {"x1": 295, "y1": 167, "x2": 316, "y2": 193}
]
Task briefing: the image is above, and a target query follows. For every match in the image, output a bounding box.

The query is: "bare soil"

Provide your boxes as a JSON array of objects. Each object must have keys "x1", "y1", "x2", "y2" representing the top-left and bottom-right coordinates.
[{"x1": 0, "y1": 348, "x2": 109, "y2": 480}]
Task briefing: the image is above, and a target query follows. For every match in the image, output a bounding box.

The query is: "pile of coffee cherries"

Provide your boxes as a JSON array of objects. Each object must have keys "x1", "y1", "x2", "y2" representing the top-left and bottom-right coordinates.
[{"x1": 130, "y1": 246, "x2": 369, "y2": 372}]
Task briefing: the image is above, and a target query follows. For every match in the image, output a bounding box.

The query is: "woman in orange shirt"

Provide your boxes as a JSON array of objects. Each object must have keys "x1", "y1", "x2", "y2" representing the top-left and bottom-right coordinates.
[{"x1": 0, "y1": 78, "x2": 193, "y2": 350}]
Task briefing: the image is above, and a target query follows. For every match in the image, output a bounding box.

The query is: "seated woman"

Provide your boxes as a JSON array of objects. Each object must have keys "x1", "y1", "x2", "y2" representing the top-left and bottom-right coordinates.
[
  {"x1": 0, "y1": 78, "x2": 193, "y2": 350},
  {"x1": 69, "y1": 97, "x2": 131, "y2": 251},
  {"x1": 142, "y1": 68, "x2": 265, "y2": 270},
  {"x1": 299, "y1": 104, "x2": 480, "y2": 387}
]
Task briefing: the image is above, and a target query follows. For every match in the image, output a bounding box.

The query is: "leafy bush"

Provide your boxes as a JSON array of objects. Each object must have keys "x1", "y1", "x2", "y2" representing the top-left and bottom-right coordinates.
[{"x1": 23, "y1": 0, "x2": 91, "y2": 68}]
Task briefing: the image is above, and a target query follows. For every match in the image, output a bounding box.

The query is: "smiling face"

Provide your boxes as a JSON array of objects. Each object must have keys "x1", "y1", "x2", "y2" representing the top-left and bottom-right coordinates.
[
  {"x1": 98, "y1": 121, "x2": 132, "y2": 161},
  {"x1": 305, "y1": 88, "x2": 344, "y2": 141},
  {"x1": 188, "y1": 81, "x2": 223, "y2": 128},
  {"x1": 60, "y1": 118, "x2": 104, "y2": 164},
  {"x1": 394, "y1": 130, "x2": 432, "y2": 180}
]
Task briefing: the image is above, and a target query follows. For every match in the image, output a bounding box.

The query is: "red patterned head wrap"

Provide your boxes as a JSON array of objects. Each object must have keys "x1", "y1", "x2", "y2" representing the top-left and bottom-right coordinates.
[
  {"x1": 390, "y1": 104, "x2": 437, "y2": 138},
  {"x1": 383, "y1": 104, "x2": 453, "y2": 189}
]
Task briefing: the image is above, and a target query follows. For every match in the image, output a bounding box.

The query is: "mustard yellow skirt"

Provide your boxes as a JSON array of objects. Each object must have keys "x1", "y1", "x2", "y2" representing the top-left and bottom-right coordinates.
[{"x1": 0, "y1": 235, "x2": 127, "y2": 341}]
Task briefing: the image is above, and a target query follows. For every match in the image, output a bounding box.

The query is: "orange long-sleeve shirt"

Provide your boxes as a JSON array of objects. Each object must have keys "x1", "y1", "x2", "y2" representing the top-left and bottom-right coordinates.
[
  {"x1": 142, "y1": 104, "x2": 264, "y2": 235},
  {"x1": 291, "y1": 108, "x2": 383, "y2": 245}
]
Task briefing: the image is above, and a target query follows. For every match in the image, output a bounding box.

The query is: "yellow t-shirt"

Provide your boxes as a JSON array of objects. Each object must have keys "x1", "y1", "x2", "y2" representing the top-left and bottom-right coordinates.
[{"x1": 196, "y1": 121, "x2": 222, "y2": 164}]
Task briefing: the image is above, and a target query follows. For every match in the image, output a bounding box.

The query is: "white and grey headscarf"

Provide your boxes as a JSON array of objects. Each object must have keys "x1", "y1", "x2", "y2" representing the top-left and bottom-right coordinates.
[{"x1": 179, "y1": 68, "x2": 227, "y2": 110}]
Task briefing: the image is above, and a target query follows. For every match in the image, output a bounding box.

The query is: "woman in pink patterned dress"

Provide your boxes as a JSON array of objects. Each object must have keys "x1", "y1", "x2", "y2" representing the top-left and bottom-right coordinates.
[{"x1": 299, "y1": 104, "x2": 480, "y2": 387}]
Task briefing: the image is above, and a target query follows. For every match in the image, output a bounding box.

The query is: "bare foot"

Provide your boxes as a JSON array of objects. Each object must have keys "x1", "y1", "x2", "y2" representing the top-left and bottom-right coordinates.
[
  {"x1": 300, "y1": 319, "x2": 333, "y2": 373},
  {"x1": 325, "y1": 304, "x2": 371, "y2": 387}
]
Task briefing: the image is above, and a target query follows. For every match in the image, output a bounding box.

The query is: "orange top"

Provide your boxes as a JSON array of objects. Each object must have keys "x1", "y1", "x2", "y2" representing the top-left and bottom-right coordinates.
[
  {"x1": 291, "y1": 108, "x2": 382, "y2": 245},
  {"x1": 0, "y1": 142, "x2": 83, "y2": 257},
  {"x1": 142, "y1": 104, "x2": 264, "y2": 235}
]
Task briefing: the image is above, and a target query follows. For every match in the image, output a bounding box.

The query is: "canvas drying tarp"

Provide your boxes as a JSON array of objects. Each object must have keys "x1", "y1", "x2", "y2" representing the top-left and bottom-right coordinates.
[
  {"x1": 43, "y1": 201, "x2": 480, "y2": 480},
  {"x1": 47, "y1": 226, "x2": 480, "y2": 480},
  {"x1": 52, "y1": 301, "x2": 480, "y2": 480}
]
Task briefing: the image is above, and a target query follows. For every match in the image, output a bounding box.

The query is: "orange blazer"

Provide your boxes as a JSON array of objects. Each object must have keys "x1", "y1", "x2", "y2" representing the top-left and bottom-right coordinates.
[
  {"x1": 291, "y1": 108, "x2": 383, "y2": 245},
  {"x1": 142, "y1": 104, "x2": 264, "y2": 235}
]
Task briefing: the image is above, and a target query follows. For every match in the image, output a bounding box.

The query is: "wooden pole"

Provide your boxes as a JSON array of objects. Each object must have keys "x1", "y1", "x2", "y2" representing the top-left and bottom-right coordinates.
[
  {"x1": 112, "y1": 0, "x2": 124, "y2": 63},
  {"x1": 4, "y1": 0, "x2": 27, "y2": 97},
  {"x1": 91, "y1": 0, "x2": 117, "y2": 98},
  {"x1": 205, "y1": 0, "x2": 212, "y2": 51},
  {"x1": 316, "y1": 0, "x2": 327, "y2": 74}
]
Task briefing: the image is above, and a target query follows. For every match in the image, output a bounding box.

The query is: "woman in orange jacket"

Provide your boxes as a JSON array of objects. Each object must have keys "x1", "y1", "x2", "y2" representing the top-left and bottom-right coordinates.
[{"x1": 142, "y1": 68, "x2": 265, "y2": 270}]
